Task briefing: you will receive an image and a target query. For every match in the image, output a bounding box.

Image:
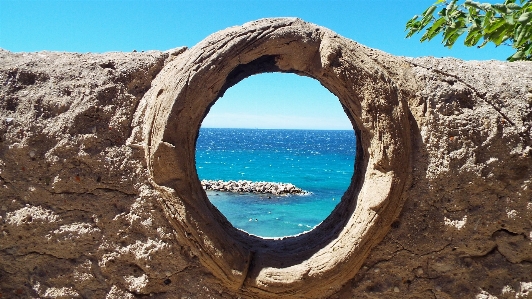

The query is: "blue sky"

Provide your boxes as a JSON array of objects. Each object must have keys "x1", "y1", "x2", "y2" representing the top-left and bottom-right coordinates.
[{"x1": 1, "y1": 0, "x2": 514, "y2": 130}]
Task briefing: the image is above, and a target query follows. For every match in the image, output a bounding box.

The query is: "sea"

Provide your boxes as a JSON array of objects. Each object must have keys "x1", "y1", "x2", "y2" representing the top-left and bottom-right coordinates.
[{"x1": 196, "y1": 128, "x2": 356, "y2": 238}]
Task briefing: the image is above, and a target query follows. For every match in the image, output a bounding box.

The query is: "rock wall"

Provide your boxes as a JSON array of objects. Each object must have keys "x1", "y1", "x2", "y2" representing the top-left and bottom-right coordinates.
[{"x1": 0, "y1": 18, "x2": 531, "y2": 298}]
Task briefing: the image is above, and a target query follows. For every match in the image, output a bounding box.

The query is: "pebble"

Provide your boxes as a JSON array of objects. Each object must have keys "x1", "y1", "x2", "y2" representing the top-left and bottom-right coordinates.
[
  {"x1": 394, "y1": 287, "x2": 400, "y2": 292},
  {"x1": 5, "y1": 118, "x2": 14, "y2": 125},
  {"x1": 29, "y1": 150, "x2": 36, "y2": 158}
]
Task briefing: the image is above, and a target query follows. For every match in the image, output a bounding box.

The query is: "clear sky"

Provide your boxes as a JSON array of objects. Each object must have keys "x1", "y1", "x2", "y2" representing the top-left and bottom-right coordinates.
[{"x1": 1, "y1": 0, "x2": 514, "y2": 130}]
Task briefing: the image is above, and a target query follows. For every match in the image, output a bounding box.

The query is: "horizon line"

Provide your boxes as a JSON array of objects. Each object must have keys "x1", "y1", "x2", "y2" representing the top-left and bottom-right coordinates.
[{"x1": 200, "y1": 126, "x2": 354, "y2": 131}]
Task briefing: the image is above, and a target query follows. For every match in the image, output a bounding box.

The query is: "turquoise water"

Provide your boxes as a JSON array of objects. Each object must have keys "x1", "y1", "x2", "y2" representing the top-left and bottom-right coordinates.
[{"x1": 196, "y1": 128, "x2": 356, "y2": 237}]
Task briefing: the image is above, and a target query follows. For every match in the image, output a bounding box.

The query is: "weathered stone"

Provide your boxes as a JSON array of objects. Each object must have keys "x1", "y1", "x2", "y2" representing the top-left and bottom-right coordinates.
[
  {"x1": 0, "y1": 18, "x2": 530, "y2": 298},
  {"x1": 201, "y1": 180, "x2": 308, "y2": 195}
]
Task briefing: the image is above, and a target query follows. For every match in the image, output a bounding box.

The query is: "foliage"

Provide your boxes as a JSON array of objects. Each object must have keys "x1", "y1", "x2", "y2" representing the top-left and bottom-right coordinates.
[{"x1": 405, "y1": 0, "x2": 532, "y2": 61}]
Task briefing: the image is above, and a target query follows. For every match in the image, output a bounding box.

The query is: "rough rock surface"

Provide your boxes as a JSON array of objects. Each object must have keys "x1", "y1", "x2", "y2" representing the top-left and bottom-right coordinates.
[
  {"x1": 201, "y1": 180, "x2": 308, "y2": 195},
  {"x1": 0, "y1": 18, "x2": 531, "y2": 298}
]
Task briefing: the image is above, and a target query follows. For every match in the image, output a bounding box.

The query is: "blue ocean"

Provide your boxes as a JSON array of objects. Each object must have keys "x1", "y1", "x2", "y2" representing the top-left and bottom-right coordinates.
[{"x1": 196, "y1": 128, "x2": 356, "y2": 238}]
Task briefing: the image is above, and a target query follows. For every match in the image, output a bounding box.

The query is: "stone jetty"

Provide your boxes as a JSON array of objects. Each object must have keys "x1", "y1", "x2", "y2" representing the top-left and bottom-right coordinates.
[{"x1": 201, "y1": 179, "x2": 309, "y2": 195}]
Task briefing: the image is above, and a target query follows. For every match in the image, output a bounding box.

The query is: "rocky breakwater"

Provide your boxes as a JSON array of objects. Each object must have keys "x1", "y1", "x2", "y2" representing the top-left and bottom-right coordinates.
[{"x1": 201, "y1": 179, "x2": 309, "y2": 195}]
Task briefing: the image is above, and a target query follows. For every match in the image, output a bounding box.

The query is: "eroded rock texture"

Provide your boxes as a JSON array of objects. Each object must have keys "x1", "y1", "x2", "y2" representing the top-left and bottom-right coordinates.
[{"x1": 1, "y1": 18, "x2": 531, "y2": 298}]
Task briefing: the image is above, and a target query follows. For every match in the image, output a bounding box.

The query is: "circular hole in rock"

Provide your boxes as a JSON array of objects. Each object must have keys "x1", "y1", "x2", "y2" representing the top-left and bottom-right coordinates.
[{"x1": 196, "y1": 73, "x2": 356, "y2": 238}]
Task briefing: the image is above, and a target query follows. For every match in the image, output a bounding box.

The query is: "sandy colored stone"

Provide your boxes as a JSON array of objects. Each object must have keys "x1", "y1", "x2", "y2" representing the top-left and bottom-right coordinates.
[
  {"x1": 0, "y1": 18, "x2": 531, "y2": 298},
  {"x1": 135, "y1": 18, "x2": 411, "y2": 297}
]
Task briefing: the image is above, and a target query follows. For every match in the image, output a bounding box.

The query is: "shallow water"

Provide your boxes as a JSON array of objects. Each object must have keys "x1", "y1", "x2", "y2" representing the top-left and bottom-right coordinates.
[{"x1": 196, "y1": 128, "x2": 356, "y2": 237}]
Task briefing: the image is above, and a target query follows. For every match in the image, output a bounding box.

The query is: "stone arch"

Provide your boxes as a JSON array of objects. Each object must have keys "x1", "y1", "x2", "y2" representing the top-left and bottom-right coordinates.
[{"x1": 134, "y1": 18, "x2": 412, "y2": 298}]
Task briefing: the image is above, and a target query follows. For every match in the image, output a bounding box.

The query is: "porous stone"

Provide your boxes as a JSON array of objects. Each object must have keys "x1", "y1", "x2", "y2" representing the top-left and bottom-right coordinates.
[
  {"x1": 201, "y1": 180, "x2": 308, "y2": 195},
  {"x1": 0, "y1": 18, "x2": 531, "y2": 298}
]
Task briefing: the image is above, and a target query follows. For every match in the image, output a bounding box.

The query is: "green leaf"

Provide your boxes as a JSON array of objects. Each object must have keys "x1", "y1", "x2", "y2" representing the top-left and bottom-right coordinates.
[
  {"x1": 516, "y1": 24, "x2": 528, "y2": 46},
  {"x1": 444, "y1": 22, "x2": 461, "y2": 39},
  {"x1": 488, "y1": 23, "x2": 513, "y2": 45},
  {"x1": 404, "y1": 0, "x2": 532, "y2": 60},
  {"x1": 485, "y1": 17, "x2": 508, "y2": 33},
  {"x1": 443, "y1": 25, "x2": 466, "y2": 48},
  {"x1": 477, "y1": 38, "x2": 490, "y2": 48},
  {"x1": 494, "y1": 34, "x2": 511, "y2": 45},
  {"x1": 509, "y1": 50, "x2": 525, "y2": 60},
  {"x1": 519, "y1": 25, "x2": 532, "y2": 47},
  {"x1": 493, "y1": 3, "x2": 509, "y2": 13},
  {"x1": 465, "y1": 28, "x2": 483, "y2": 46},
  {"x1": 421, "y1": 17, "x2": 447, "y2": 41},
  {"x1": 482, "y1": 10, "x2": 495, "y2": 28},
  {"x1": 406, "y1": 20, "x2": 423, "y2": 38},
  {"x1": 447, "y1": 0, "x2": 458, "y2": 12},
  {"x1": 468, "y1": 6, "x2": 479, "y2": 19},
  {"x1": 421, "y1": 7, "x2": 437, "y2": 23},
  {"x1": 419, "y1": 11, "x2": 437, "y2": 30},
  {"x1": 407, "y1": 15, "x2": 419, "y2": 23},
  {"x1": 423, "y1": 5, "x2": 438, "y2": 16},
  {"x1": 406, "y1": 28, "x2": 419, "y2": 38},
  {"x1": 450, "y1": 9, "x2": 464, "y2": 18},
  {"x1": 524, "y1": 42, "x2": 532, "y2": 56},
  {"x1": 406, "y1": 16, "x2": 419, "y2": 29},
  {"x1": 472, "y1": 16, "x2": 482, "y2": 27},
  {"x1": 480, "y1": 3, "x2": 493, "y2": 11},
  {"x1": 515, "y1": 21, "x2": 525, "y2": 35},
  {"x1": 518, "y1": 12, "x2": 532, "y2": 23},
  {"x1": 506, "y1": 3, "x2": 522, "y2": 10},
  {"x1": 444, "y1": 29, "x2": 466, "y2": 48},
  {"x1": 465, "y1": 0, "x2": 483, "y2": 10},
  {"x1": 505, "y1": 14, "x2": 515, "y2": 25}
]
